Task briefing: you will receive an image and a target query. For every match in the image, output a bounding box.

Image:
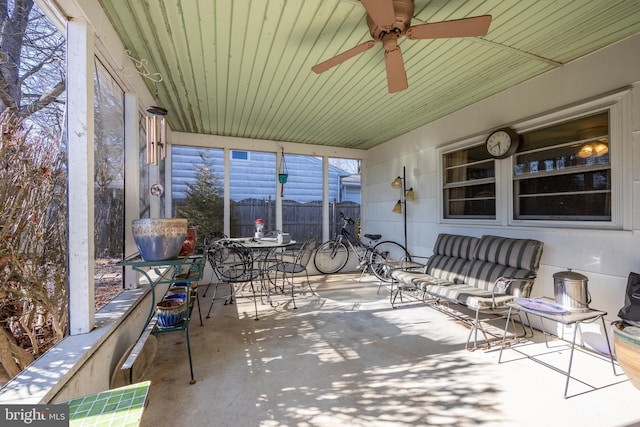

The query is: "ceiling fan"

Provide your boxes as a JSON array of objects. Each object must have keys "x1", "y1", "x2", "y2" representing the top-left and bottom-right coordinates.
[{"x1": 311, "y1": 0, "x2": 492, "y2": 93}]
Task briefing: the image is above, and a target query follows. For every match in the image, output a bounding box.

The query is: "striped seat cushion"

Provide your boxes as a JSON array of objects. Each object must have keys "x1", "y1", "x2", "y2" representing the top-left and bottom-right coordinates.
[
  {"x1": 389, "y1": 270, "x2": 455, "y2": 289},
  {"x1": 415, "y1": 276, "x2": 455, "y2": 290},
  {"x1": 390, "y1": 270, "x2": 429, "y2": 287},
  {"x1": 423, "y1": 283, "x2": 517, "y2": 311}
]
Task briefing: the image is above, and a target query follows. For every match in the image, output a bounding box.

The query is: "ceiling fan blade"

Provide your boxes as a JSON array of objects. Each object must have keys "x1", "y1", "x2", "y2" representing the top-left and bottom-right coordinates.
[
  {"x1": 383, "y1": 38, "x2": 408, "y2": 93},
  {"x1": 312, "y1": 40, "x2": 376, "y2": 74},
  {"x1": 406, "y1": 15, "x2": 492, "y2": 40},
  {"x1": 360, "y1": 0, "x2": 395, "y2": 30}
]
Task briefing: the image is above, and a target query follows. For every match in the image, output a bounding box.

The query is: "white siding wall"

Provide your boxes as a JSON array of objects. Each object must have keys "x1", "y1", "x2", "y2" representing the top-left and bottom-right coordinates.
[{"x1": 365, "y1": 34, "x2": 640, "y2": 353}]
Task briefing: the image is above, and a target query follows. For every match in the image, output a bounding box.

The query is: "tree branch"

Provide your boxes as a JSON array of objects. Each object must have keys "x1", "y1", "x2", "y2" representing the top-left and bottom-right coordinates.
[
  {"x1": 19, "y1": 78, "x2": 64, "y2": 117},
  {"x1": 19, "y1": 57, "x2": 51, "y2": 83}
]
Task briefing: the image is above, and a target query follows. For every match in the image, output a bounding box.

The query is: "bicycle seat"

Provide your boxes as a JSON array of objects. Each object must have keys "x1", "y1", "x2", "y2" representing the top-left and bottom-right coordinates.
[{"x1": 364, "y1": 234, "x2": 382, "y2": 241}]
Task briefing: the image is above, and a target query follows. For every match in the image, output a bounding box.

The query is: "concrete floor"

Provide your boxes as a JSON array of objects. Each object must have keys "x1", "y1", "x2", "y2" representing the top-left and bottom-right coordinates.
[{"x1": 139, "y1": 273, "x2": 640, "y2": 427}]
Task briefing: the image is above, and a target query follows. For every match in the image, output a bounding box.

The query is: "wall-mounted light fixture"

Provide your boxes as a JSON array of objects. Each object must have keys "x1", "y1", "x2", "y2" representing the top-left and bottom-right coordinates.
[{"x1": 391, "y1": 166, "x2": 415, "y2": 248}]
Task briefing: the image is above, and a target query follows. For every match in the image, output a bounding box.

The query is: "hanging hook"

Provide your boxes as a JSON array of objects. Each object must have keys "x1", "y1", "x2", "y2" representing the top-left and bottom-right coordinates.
[{"x1": 123, "y1": 49, "x2": 163, "y2": 83}]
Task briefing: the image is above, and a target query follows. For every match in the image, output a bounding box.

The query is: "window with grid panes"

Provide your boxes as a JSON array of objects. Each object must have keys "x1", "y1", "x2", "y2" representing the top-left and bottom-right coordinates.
[
  {"x1": 513, "y1": 111, "x2": 610, "y2": 221},
  {"x1": 443, "y1": 144, "x2": 496, "y2": 219}
]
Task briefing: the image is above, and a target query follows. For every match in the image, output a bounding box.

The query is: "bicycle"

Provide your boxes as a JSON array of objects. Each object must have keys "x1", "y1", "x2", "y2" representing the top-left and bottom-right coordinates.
[{"x1": 313, "y1": 212, "x2": 410, "y2": 282}]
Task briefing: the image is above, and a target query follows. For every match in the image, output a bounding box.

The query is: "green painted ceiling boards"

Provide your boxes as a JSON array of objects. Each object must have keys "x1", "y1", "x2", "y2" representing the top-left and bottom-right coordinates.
[{"x1": 98, "y1": 0, "x2": 640, "y2": 150}]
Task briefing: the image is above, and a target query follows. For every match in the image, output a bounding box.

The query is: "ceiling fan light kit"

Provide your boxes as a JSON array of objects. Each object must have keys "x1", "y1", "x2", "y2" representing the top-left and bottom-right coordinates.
[{"x1": 312, "y1": 0, "x2": 492, "y2": 93}]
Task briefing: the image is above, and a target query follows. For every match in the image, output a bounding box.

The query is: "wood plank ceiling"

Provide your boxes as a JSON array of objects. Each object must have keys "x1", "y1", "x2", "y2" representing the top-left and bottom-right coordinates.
[{"x1": 98, "y1": 0, "x2": 640, "y2": 150}]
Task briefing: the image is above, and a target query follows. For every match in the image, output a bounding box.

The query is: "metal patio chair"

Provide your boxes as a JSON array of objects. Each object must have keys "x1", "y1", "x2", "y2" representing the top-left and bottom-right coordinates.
[
  {"x1": 269, "y1": 235, "x2": 318, "y2": 309},
  {"x1": 205, "y1": 240, "x2": 262, "y2": 320}
]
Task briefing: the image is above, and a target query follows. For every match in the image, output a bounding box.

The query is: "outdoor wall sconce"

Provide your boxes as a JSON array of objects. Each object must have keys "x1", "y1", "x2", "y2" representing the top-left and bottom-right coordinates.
[{"x1": 391, "y1": 166, "x2": 415, "y2": 248}]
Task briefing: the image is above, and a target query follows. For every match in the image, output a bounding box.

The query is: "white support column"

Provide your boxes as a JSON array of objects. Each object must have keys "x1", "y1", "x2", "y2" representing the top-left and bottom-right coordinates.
[
  {"x1": 123, "y1": 93, "x2": 139, "y2": 289},
  {"x1": 66, "y1": 19, "x2": 95, "y2": 334},
  {"x1": 322, "y1": 157, "x2": 329, "y2": 242},
  {"x1": 164, "y1": 134, "x2": 173, "y2": 217},
  {"x1": 276, "y1": 149, "x2": 283, "y2": 232},
  {"x1": 224, "y1": 148, "x2": 231, "y2": 236}
]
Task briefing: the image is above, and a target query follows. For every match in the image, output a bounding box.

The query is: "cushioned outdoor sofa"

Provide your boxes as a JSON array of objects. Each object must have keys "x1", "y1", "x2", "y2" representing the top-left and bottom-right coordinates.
[{"x1": 390, "y1": 233, "x2": 544, "y2": 349}]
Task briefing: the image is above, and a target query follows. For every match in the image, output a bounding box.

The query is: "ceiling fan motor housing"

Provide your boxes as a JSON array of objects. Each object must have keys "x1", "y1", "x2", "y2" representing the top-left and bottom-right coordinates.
[{"x1": 367, "y1": 0, "x2": 414, "y2": 39}]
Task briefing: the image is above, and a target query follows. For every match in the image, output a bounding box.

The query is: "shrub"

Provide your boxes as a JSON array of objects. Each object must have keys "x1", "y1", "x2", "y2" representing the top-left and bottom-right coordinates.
[{"x1": 0, "y1": 112, "x2": 67, "y2": 379}]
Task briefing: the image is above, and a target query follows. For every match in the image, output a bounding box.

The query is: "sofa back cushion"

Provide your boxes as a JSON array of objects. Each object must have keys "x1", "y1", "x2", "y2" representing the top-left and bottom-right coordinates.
[
  {"x1": 474, "y1": 235, "x2": 543, "y2": 271},
  {"x1": 424, "y1": 234, "x2": 480, "y2": 283},
  {"x1": 465, "y1": 235, "x2": 544, "y2": 294},
  {"x1": 432, "y1": 233, "x2": 480, "y2": 259}
]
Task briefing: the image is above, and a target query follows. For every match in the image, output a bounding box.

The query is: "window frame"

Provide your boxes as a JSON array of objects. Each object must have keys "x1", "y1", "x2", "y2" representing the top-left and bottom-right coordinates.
[
  {"x1": 230, "y1": 150, "x2": 249, "y2": 161},
  {"x1": 439, "y1": 136, "x2": 500, "y2": 225},
  {"x1": 508, "y1": 89, "x2": 630, "y2": 230},
  {"x1": 438, "y1": 88, "x2": 631, "y2": 230},
  {"x1": 512, "y1": 111, "x2": 611, "y2": 222}
]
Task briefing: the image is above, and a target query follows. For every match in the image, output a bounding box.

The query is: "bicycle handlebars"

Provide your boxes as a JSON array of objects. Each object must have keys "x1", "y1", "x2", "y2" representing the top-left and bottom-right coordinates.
[{"x1": 339, "y1": 212, "x2": 355, "y2": 225}]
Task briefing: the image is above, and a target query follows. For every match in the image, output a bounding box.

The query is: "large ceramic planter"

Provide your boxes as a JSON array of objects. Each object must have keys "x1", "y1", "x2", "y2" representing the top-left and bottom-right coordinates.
[
  {"x1": 132, "y1": 218, "x2": 188, "y2": 261},
  {"x1": 156, "y1": 299, "x2": 186, "y2": 328},
  {"x1": 612, "y1": 320, "x2": 640, "y2": 390}
]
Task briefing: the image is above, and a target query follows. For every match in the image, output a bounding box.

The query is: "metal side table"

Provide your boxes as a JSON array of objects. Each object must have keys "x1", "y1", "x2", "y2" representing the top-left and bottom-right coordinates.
[
  {"x1": 119, "y1": 254, "x2": 204, "y2": 384},
  {"x1": 498, "y1": 297, "x2": 617, "y2": 398}
]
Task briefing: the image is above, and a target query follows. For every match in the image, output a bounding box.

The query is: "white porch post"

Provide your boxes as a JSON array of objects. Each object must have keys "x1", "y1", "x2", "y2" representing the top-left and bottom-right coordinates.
[
  {"x1": 123, "y1": 93, "x2": 139, "y2": 289},
  {"x1": 276, "y1": 149, "x2": 283, "y2": 232},
  {"x1": 224, "y1": 148, "x2": 231, "y2": 236},
  {"x1": 322, "y1": 157, "x2": 329, "y2": 243},
  {"x1": 66, "y1": 19, "x2": 95, "y2": 334}
]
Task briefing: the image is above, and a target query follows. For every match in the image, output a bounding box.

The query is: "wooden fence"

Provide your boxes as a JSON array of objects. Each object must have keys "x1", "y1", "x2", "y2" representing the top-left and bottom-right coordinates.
[{"x1": 231, "y1": 199, "x2": 360, "y2": 243}]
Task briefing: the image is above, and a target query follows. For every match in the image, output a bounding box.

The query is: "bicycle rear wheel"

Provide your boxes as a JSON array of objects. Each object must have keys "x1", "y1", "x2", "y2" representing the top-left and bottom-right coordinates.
[
  {"x1": 369, "y1": 241, "x2": 410, "y2": 282},
  {"x1": 314, "y1": 240, "x2": 349, "y2": 274}
]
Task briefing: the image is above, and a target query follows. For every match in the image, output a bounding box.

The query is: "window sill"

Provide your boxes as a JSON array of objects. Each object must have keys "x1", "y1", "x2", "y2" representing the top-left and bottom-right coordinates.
[{"x1": 0, "y1": 286, "x2": 149, "y2": 404}]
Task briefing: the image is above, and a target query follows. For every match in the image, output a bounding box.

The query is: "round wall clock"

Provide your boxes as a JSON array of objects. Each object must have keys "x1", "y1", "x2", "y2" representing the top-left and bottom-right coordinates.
[{"x1": 485, "y1": 127, "x2": 520, "y2": 159}]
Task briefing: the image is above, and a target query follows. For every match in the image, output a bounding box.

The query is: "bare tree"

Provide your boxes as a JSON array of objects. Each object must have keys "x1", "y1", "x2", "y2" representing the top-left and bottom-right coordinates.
[{"x1": 0, "y1": 0, "x2": 65, "y2": 137}]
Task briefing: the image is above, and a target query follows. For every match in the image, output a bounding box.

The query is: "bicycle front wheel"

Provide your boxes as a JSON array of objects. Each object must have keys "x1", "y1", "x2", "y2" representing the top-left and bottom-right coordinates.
[
  {"x1": 314, "y1": 240, "x2": 349, "y2": 274},
  {"x1": 369, "y1": 241, "x2": 410, "y2": 282}
]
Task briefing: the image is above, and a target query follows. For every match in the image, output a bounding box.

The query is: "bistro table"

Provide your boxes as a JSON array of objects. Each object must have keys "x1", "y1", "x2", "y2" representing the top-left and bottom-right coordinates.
[
  {"x1": 228, "y1": 237, "x2": 297, "y2": 250},
  {"x1": 228, "y1": 237, "x2": 297, "y2": 302}
]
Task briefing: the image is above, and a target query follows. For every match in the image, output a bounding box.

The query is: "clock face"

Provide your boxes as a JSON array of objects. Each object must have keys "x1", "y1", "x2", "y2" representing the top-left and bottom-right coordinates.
[{"x1": 485, "y1": 128, "x2": 519, "y2": 159}]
